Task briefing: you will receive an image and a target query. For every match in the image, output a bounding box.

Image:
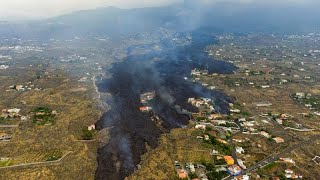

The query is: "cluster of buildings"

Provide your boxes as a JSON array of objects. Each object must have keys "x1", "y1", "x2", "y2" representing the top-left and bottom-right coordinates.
[
  {"x1": 8, "y1": 84, "x2": 42, "y2": 92},
  {"x1": 190, "y1": 68, "x2": 219, "y2": 85},
  {"x1": 175, "y1": 161, "x2": 208, "y2": 180},
  {"x1": 292, "y1": 92, "x2": 311, "y2": 100},
  {"x1": 140, "y1": 92, "x2": 155, "y2": 104},
  {"x1": 0, "y1": 54, "x2": 12, "y2": 59},
  {"x1": 9, "y1": 85, "x2": 28, "y2": 91},
  {"x1": 194, "y1": 116, "x2": 240, "y2": 134},
  {"x1": 229, "y1": 103, "x2": 241, "y2": 114},
  {"x1": 221, "y1": 151, "x2": 247, "y2": 176},
  {"x1": 259, "y1": 130, "x2": 284, "y2": 143},
  {"x1": 223, "y1": 156, "x2": 242, "y2": 176},
  {"x1": 60, "y1": 54, "x2": 88, "y2": 63},
  {"x1": 188, "y1": 97, "x2": 215, "y2": 112},
  {"x1": 232, "y1": 175, "x2": 250, "y2": 180},
  {"x1": 0, "y1": 97, "x2": 23, "y2": 141},
  {"x1": 1, "y1": 108, "x2": 21, "y2": 119},
  {"x1": 272, "y1": 113, "x2": 312, "y2": 131},
  {"x1": 189, "y1": 97, "x2": 238, "y2": 132},
  {"x1": 191, "y1": 69, "x2": 209, "y2": 77},
  {"x1": 0, "y1": 133, "x2": 11, "y2": 141},
  {"x1": 1, "y1": 108, "x2": 26, "y2": 142},
  {"x1": 279, "y1": 158, "x2": 295, "y2": 164},
  {"x1": 198, "y1": 34, "x2": 319, "y2": 179},
  {"x1": 227, "y1": 164, "x2": 242, "y2": 176},
  {"x1": 196, "y1": 134, "x2": 210, "y2": 141},
  {"x1": 139, "y1": 92, "x2": 155, "y2": 112},
  {"x1": 292, "y1": 92, "x2": 320, "y2": 117},
  {"x1": 284, "y1": 169, "x2": 303, "y2": 179},
  {"x1": 273, "y1": 113, "x2": 292, "y2": 125},
  {"x1": 192, "y1": 102, "x2": 261, "y2": 135},
  {"x1": 186, "y1": 78, "x2": 308, "y2": 179},
  {"x1": 272, "y1": 137, "x2": 285, "y2": 143},
  {"x1": 7, "y1": 45, "x2": 44, "y2": 53},
  {"x1": 0, "y1": 65, "x2": 9, "y2": 70},
  {"x1": 239, "y1": 119, "x2": 259, "y2": 134},
  {"x1": 260, "y1": 131, "x2": 271, "y2": 138}
]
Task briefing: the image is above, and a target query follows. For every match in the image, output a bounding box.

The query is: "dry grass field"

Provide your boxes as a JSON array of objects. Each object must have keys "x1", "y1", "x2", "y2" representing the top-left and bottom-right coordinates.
[
  {"x1": 0, "y1": 67, "x2": 102, "y2": 179},
  {"x1": 129, "y1": 128, "x2": 212, "y2": 180}
]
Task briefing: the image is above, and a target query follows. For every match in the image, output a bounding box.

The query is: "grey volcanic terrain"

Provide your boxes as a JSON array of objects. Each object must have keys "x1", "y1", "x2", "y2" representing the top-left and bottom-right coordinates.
[{"x1": 95, "y1": 29, "x2": 236, "y2": 179}]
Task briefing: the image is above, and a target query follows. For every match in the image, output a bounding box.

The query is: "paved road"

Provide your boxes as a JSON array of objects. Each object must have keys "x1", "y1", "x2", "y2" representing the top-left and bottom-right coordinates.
[
  {"x1": 229, "y1": 121, "x2": 243, "y2": 166},
  {"x1": 225, "y1": 135, "x2": 320, "y2": 179},
  {"x1": 229, "y1": 135, "x2": 239, "y2": 166},
  {"x1": 0, "y1": 151, "x2": 72, "y2": 170},
  {"x1": 0, "y1": 125, "x2": 19, "y2": 128}
]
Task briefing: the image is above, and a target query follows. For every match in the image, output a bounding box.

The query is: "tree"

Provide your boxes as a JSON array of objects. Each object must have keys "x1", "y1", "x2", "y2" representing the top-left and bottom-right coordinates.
[
  {"x1": 206, "y1": 171, "x2": 226, "y2": 180},
  {"x1": 82, "y1": 129, "x2": 94, "y2": 140},
  {"x1": 189, "y1": 173, "x2": 197, "y2": 179},
  {"x1": 206, "y1": 126, "x2": 213, "y2": 131},
  {"x1": 242, "y1": 111, "x2": 250, "y2": 116}
]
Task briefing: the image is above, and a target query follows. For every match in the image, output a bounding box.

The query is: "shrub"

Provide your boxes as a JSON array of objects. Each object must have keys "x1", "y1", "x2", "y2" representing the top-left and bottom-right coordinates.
[
  {"x1": 242, "y1": 111, "x2": 250, "y2": 116},
  {"x1": 206, "y1": 126, "x2": 213, "y2": 131},
  {"x1": 46, "y1": 155, "x2": 60, "y2": 161},
  {"x1": 32, "y1": 107, "x2": 55, "y2": 125},
  {"x1": 189, "y1": 173, "x2": 197, "y2": 179},
  {"x1": 82, "y1": 129, "x2": 94, "y2": 140}
]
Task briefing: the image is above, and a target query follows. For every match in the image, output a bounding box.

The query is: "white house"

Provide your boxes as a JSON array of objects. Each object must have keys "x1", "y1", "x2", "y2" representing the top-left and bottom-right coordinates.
[
  {"x1": 195, "y1": 124, "x2": 206, "y2": 130},
  {"x1": 236, "y1": 147, "x2": 245, "y2": 154},
  {"x1": 88, "y1": 124, "x2": 96, "y2": 131}
]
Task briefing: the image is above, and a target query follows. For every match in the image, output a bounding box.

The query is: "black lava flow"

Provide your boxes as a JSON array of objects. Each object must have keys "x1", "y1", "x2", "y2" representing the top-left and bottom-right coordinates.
[{"x1": 95, "y1": 30, "x2": 237, "y2": 180}]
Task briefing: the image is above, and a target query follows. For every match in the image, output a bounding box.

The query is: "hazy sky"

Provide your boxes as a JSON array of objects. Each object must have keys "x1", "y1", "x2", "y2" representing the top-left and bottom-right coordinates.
[
  {"x1": 0, "y1": 0, "x2": 317, "y2": 20},
  {"x1": 0, "y1": 0, "x2": 183, "y2": 19}
]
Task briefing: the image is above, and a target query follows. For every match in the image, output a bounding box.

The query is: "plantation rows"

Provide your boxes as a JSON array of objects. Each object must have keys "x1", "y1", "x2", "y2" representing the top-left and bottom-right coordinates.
[{"x1": 13, "y1": 150, "x2": 63, "y2": 164}]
